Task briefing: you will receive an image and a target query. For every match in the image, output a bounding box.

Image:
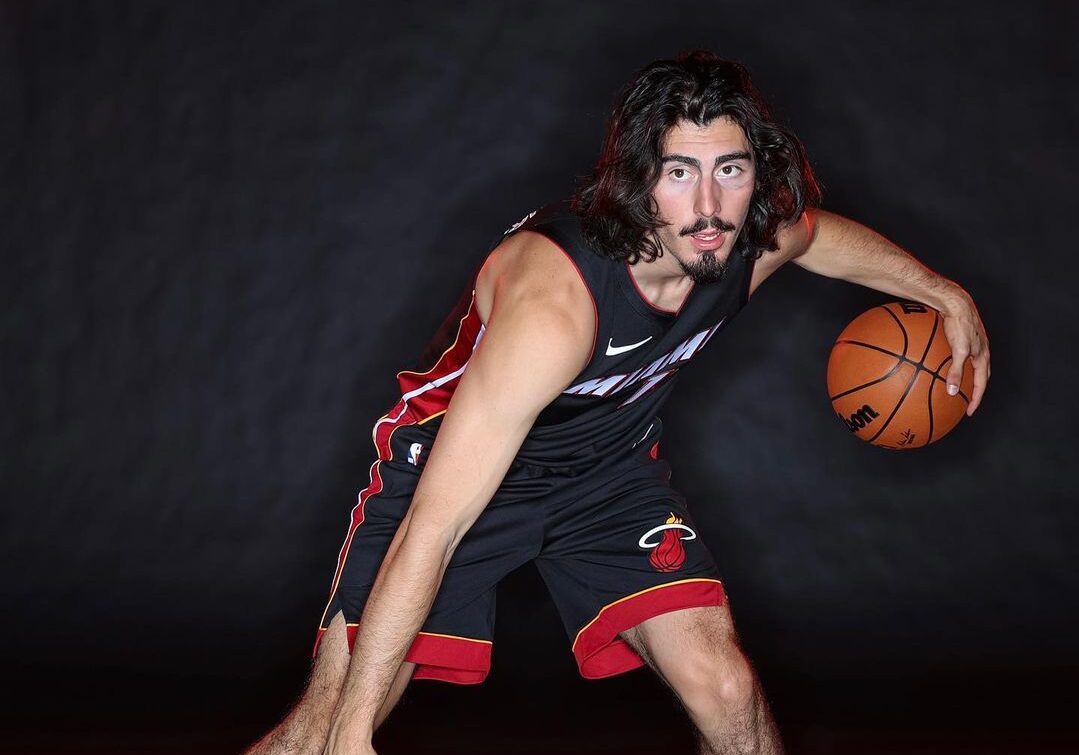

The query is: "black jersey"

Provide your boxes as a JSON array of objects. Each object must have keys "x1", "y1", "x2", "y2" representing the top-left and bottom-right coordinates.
[{"x1": 375, "y1": 201, "x2": 754, "y2": 473}]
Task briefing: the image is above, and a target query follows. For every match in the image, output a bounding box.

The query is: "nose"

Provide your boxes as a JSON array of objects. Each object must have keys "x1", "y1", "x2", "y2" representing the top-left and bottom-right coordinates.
[{"x1": 694, "y1": 175, "x2": 720, "y2": 219}]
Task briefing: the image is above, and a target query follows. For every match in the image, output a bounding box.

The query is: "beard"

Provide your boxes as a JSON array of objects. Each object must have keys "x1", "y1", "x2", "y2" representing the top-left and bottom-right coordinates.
[
  {"x1": 670, "y1": 216, "x2": 738, "y2": 285},
  {"x1": 677, "y1": 250, "x2": 728, "y2": 284}
]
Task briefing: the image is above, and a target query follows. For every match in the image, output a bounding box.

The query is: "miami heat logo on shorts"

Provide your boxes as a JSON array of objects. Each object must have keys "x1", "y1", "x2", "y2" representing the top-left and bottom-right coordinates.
[{"x1": 638, "y1": 512, "x2": 696, "y2": 573}]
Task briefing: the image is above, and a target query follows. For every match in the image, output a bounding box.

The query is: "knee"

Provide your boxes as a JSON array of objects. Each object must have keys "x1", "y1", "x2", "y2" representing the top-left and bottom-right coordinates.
[{"x1": 669, "y1": 643, "x2": 757, "y2": 718}]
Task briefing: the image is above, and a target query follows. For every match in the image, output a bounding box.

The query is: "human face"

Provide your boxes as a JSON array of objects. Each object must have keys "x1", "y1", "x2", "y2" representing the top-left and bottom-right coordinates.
[{"x1": 650, "y1": 117, "x2": 756, "y2": 284}]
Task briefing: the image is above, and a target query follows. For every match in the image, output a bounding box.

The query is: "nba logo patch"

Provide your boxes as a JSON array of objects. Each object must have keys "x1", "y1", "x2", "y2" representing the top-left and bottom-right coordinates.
[
  {"x1": 407, "y1": 443, "x2": 424, "y2": 466},
  {"x1": 638, "y1": 513, "x2": 696, "y2": 573}
]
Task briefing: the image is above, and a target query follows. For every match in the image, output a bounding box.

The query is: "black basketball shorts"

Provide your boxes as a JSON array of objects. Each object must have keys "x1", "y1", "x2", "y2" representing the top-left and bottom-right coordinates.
[{"x1": 315, "y1": 421, "x2": 726, "y2": 684}]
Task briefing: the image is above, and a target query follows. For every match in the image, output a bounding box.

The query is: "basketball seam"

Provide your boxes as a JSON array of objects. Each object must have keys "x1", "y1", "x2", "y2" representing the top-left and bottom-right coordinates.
[
  {"x1": 835, "y1": 339, "x2": 910, "y2": 363},
  {"x1": 878, "y1": 305, "x2": 910, "y2": 357},
  {"x1": 839, "y1": 334, "x2": 965, "y2": 396},
  {"x1": 828, "y1": 357, "x2": 907, "y2": 401},
  {"x1": 931, "y1": 353, "x2": 951, "y2": 374},
  {"x1": 866, "y1": 366, "x2": 919, "y2": 444},
  {"x1": 932, "y1": 355, "x2": 972, "y2": 404},
  {"x1": 910, "y1": 313, "x2": 941, "y2": 446},
  {"x1": 917, "y1": 311, "x2": 940, "y2": 367},
  {"x1": 863, "y1": 308, "x2": 940, "y2": 444}
]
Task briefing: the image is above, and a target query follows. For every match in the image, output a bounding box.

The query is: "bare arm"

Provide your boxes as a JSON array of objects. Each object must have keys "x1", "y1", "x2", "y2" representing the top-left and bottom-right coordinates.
[
  {"x1": 750, "y1": 209, "x2": 990, "y2": 414},
  {"x1": 323, "y1": 234, "x2": 595, "y2": 753}
]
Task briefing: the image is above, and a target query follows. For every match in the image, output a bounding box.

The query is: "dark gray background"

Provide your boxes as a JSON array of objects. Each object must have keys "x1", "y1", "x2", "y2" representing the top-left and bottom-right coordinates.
[{"x1": 3, "y1": 1, "x2": 1077, "y2": 752}]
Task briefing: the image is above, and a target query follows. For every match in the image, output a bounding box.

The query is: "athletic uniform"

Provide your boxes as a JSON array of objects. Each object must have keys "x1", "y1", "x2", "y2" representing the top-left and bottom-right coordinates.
[{"x1": 316, "y1": 201, "x2": 754, "y2": 683}]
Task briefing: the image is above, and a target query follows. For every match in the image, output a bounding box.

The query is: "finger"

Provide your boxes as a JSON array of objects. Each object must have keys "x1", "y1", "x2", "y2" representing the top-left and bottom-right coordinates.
[
  {"x1": 946, "y1": 347, "x2": 970, "y2": 397},
  {"x1": 967, "y1": 349, "x2": 991, "y2": 416}
]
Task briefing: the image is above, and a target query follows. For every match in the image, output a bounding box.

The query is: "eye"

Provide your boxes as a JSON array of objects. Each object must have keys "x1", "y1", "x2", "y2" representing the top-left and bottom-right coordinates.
[
  {"x1": 717, "y1": 164, "x2": 743, "y2": 178},
  {"x1": 669, "y1": 167, "x2": 692, "y2": 181}
]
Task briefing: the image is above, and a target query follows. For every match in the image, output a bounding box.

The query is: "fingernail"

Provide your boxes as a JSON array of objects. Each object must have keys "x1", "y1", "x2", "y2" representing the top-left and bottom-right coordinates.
[{"x1": 948, "y1": 384, "x2": 958, "y2": 396}]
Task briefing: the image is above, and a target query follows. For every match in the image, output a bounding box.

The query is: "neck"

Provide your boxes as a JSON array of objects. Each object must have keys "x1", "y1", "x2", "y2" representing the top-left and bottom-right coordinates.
[{"x1": 627, "y1": 256, "x2": 695, "y2": 313}]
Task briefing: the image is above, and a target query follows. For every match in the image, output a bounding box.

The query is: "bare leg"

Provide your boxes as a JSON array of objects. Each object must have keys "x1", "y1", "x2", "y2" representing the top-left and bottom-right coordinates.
[
  {"x1": 245, "y1": 612, "x2": 414, "y2": 755},
  {"x1": 621, "y1": 605, "x2": 783, "y2": 755}
]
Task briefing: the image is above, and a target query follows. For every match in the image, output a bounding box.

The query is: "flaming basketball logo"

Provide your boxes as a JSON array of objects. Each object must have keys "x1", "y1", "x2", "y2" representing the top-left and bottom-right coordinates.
[{"x1": 639, "y1": 513, "x2": 696, "y2": 573}]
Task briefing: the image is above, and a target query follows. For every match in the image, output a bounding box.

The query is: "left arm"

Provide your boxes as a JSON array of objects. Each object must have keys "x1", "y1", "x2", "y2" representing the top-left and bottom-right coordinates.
[{"x1": 751, "y1": 209, "x2": 990, "y2": 414}]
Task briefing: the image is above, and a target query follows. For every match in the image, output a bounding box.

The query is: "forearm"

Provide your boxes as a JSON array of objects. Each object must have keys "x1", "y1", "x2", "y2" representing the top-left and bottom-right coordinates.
[
  {"x1": 325, "y1": 394, "x2": 539, "y2": 747},
  {"x1": 326, "y1": 520, "x2": 453, "y2": 748},
  {"x1": 795, "y1": 209, "x2": 990, "y2": 409},
  {"x1": 800, "y1": 210, "x2": 971, "y2": 315}
]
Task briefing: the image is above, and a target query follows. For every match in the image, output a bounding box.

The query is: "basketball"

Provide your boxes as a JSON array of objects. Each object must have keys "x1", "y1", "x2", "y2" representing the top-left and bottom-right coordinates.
[{"x1": 827, "y1": 302, "x2": 974, "y2": 449}]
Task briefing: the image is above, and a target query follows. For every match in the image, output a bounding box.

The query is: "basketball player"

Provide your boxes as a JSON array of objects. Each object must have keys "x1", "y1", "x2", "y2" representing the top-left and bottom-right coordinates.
[{"x1": 247, "y1": 52, "x2": 990, "y2": 755}]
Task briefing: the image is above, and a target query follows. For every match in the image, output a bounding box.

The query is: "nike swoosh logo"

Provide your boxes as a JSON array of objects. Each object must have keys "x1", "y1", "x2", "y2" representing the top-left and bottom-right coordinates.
[{"x1": 606, "y1": 336, "x2": 653, "y2": 356}]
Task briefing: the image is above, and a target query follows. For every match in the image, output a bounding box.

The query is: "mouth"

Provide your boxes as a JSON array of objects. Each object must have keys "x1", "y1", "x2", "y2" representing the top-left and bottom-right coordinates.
[{"x1": 689, "y1": 230, "x2": 725, "y2": 251}]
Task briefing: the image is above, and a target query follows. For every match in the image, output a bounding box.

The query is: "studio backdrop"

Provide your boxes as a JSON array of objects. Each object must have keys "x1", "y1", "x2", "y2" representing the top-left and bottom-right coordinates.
[{"x1": 3, "y1": 1, "x2": 1077, "y2": 752}]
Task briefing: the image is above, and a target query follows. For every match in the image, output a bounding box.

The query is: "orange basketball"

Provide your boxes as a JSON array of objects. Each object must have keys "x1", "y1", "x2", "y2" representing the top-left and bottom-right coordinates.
[{"x1": 827, "y1": 302, "x2": 974, "y2": 449}]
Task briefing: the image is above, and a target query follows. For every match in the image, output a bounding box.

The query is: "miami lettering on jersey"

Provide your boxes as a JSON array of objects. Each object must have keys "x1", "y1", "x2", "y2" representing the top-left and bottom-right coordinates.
[{"x1": 564, "y1": 317, "x2": 727, "y2": 407}]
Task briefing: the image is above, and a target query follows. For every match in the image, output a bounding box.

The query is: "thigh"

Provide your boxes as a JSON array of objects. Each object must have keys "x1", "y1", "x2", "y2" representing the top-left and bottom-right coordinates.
[
  {"x1": 535, "y1": 456, "x2": 727, "y2": 680},
  {"x1": 620, "y1": 606, "x2": 761, "y2": 729},
  {"x1": 621, "y1": 603, "x2": 743, "y2": 676}
]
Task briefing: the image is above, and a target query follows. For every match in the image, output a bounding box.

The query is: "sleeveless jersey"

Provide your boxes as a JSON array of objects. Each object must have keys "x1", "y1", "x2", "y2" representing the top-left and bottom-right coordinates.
[{"x1": 375, "y1": 201, "x2": 755, "y2": 473}]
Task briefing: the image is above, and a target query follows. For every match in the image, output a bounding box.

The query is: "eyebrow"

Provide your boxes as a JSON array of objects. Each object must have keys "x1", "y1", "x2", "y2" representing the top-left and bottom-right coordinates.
[{"x1": 661, "y1": 151, "x2": 754, "y2": 168}]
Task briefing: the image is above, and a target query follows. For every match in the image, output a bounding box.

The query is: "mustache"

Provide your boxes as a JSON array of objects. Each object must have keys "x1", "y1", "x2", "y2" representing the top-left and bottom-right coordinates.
[{"x1": 680, "y1": 217, "x2": 736, "y2": 236}]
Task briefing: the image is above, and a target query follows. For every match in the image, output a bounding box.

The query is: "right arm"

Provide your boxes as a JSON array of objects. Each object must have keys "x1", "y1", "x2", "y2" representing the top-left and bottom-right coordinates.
[{"x1": 323, "y1": 233, "x2": 595, "y2": 753}]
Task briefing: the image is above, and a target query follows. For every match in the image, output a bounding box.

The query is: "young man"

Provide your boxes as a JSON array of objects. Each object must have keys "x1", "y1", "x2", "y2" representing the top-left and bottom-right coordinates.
[{"x1": 248, "y1": 51, "x2": 989, "y2": 755}]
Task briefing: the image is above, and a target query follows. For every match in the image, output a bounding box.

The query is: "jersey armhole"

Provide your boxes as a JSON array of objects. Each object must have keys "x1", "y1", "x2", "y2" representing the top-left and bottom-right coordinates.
[
  {"x1": 477, "y1": 229, "x2": 599, "y2": 368},
  {"x1": 534, "y1": 232, "x2": 599, "y2": 367}
]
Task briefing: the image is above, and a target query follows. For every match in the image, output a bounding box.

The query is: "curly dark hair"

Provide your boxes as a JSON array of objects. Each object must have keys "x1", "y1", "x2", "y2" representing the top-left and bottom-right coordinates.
[{"x1": 573, "y1": 51, "x2": 821, "y2": 264}]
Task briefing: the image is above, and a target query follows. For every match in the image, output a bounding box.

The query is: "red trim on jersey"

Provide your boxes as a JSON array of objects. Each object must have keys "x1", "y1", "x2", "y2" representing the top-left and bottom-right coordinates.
[
  {"x1": 571, "y1": 578, "x2": 726, "y2": 679},
  {"x1": 315, "y1": 459, "x2": 382, "y2": 634},
  {"x1": 396, "y1": 293, "x2": 484, "y2": 422},
  {"x1": 540, "y1": 235, "x2": 599, "y2": 364}
]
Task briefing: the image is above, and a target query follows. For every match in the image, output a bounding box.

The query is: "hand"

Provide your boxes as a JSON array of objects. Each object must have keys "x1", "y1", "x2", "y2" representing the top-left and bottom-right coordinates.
[{"x1": 940, "y1": 289, "x2": 990, "y2": 415}]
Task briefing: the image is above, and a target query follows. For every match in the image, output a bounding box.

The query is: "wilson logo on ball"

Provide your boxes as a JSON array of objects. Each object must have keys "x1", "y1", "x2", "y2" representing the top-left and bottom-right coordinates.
[
  {"x1": 639, "y1": 513, "x2": 696, "y2": 573},
  {"x1": 843, "y1": 404, "x2": 879, "y2": 432}
]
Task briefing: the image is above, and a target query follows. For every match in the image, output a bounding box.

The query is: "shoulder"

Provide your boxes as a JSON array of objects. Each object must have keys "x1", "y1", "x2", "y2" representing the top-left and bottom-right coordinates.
[
  {"x1": 464, "y1": 230, "x2": 596, "y2": 387},
  {"x1": 748, "y1": 210, "x2": 817, "y2": 295},
  {"x1": 475, "y1": 229, "x2": 596, "y2": 333}
]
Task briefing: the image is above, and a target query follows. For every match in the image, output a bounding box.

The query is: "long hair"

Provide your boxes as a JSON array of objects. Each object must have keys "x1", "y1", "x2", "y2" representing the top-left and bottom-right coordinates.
[{"x1": 573, "y1": 51, "x2": 821, "y2": 264}]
